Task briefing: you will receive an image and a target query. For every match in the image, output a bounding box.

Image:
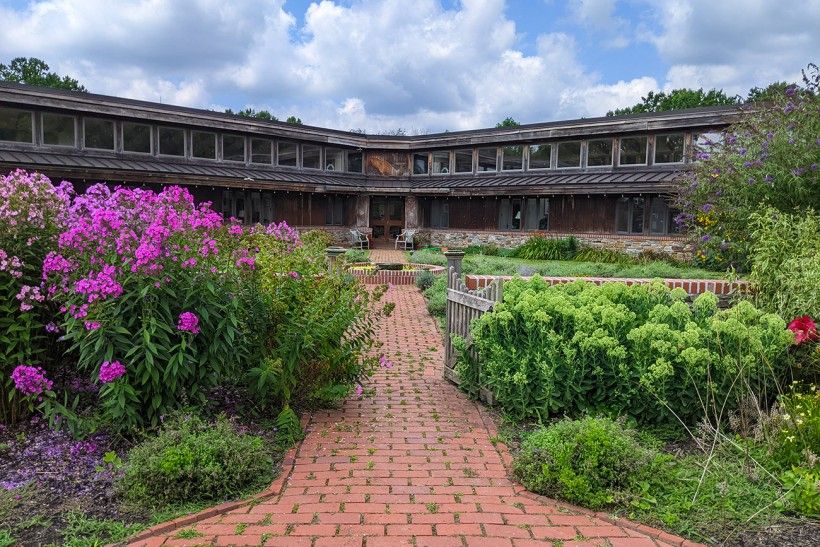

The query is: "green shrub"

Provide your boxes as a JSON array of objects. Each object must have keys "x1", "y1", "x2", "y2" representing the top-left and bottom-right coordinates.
[
  {"x1": 512, "y1": 236, "x2": 578, "y2": 261},
  {"x1": 781, "y1": 466, "x2": 820, "y2": 516},
  {"x1": 513, "y1": 417, "x2": 652, "y2": 508},
  {"x1": 464, "y1": 278, "x2": 794, "y2": 425},
  {"x1": 749, "y1": 208, "x2": 820, "y2": 320},
  {"x1": 423, "y1": 275, "x2": 447, "y2": 321},
  {"x1": 415, "y1": 269, "x2": 436, "y2": 291},
  {"x1": 119, "y1": 414, "x2": 273, "y2": 507},
  {"x1": 409, "y1": 248, "x2": 447, "y2": 267},
  {"x1": 772, "y1": 387, "x2": 820, "y2": 467},
  {"x1": 300, "y1": 229, "x2": 333, "y2": 250},
  {"x1": 344, "y1": 249, "x2": 369, "y2": 263}
]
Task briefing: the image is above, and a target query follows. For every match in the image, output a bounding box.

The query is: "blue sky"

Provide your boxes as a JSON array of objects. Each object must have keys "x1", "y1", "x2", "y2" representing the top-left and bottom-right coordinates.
[{"x1": 0, "y1": 0, "x2": 816, "y2": 132}]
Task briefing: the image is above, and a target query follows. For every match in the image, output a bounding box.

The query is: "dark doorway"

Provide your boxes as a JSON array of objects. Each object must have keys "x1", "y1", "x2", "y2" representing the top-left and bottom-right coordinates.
[{"x1": 369, "y1": 196, "x2": 404, "y2": 245}]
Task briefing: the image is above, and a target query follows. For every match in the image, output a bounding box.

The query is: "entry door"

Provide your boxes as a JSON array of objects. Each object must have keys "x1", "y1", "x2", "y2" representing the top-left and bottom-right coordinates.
[{"x1": 369, "y1": 196, "x2": 404, "y2": 243}]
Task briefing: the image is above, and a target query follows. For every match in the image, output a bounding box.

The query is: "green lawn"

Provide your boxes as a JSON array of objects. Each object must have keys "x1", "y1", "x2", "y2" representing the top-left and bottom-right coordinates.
[{"x1": 408, "y1": 248, "x2": 727, "y2": 279}]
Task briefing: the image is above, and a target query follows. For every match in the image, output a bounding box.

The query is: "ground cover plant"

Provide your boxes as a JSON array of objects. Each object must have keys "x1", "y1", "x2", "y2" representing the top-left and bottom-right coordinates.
[{"x1": 0, "y1": 169, "x2": 381, "y2": 545}]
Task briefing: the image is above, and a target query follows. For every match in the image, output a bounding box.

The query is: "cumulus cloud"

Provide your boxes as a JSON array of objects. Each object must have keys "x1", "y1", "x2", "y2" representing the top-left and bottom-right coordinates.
[{"x1": 0, "y1": 0, "x2": 815, "y2": 132}]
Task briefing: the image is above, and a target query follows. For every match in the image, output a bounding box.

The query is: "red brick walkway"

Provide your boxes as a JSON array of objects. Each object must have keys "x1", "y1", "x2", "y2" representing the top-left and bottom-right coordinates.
[{"x1": 130, "y1": 287, "x2": 692, "y2": 547}]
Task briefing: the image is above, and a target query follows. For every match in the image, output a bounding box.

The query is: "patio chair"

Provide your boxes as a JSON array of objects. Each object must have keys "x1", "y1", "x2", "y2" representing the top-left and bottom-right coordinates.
[
  {"x1": 394, "y1": 228, "x2": 416, "y2": 250},
  {"x1": 349, "y1": 228, "x2": 370, "y2": 249}
]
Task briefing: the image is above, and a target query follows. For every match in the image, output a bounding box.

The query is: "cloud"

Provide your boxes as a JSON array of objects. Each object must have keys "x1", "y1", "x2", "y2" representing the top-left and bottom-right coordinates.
[{"x1": 645, "y1": 0, "x2": 819, "y2": 95}]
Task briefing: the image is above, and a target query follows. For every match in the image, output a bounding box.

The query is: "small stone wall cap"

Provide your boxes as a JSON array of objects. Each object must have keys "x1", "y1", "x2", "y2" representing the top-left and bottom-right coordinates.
[
  {"x1": 326, "y1": 246, "x2": 347, "y2": 256},
  {"x1": 443, "y1": 249, "x2": 466, "y2": 257}
]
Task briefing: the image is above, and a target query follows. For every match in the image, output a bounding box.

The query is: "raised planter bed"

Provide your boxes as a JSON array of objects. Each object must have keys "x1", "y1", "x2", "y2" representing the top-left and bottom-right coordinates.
[{"x1": 347, "y1": 262, "x2": 445, "y2": 285}]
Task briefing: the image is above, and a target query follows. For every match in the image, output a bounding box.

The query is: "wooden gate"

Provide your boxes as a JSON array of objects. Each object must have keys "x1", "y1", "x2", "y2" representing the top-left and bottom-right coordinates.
[{"x1": 443, "y1": 264, "x2": 503, "y2": 391}]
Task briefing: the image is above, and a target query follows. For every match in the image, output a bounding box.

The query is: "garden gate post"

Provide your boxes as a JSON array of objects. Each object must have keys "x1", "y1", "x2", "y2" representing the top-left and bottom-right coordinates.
[
  {"x1": 443, "y1": 250, "x2": 464, "y2": 372},
  {"x1": 443, "y1": 250, "x2": 465, "y2": 284},
  {"x1": 325, "y1": 246, "x2": 346, "y2": 272}
]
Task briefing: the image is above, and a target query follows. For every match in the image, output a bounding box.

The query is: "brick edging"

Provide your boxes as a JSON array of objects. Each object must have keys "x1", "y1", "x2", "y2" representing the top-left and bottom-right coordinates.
[
  {"x1": 466, "y1": 274, "x2": 748, "y2": 297},
  {"x1": 471, "y1": 403, "x2": 704, "y2": 547},
  {"x1": 124, "y1": 412, "x2": 313, "y2": 545}
]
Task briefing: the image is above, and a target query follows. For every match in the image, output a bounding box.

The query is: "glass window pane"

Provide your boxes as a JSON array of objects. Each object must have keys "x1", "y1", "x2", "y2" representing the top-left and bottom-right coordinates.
[
  {"x1": 655, "y1": 133, "x2": 684, "y2": 164},
  {"x1": 83, "y1": 118, "x2": 114, "y2": 150},
  {"x1": 650, "y1": 197, "x2": 669, "y2": 234},
  {"x1": 412, "y1": 152, "x2": 429, "y2": 175},
  {"x1": 42, "y1": 113, "x2": 75, "y2": 146},
  {"x1": 326, "y1": 147, "x2": 345, "y2": 171},
  {"x1": 302, "y1": 144, "x2": 321, "y2": 169},
  {"x1": 502, "y1": 145, "x2": 523, "y2": 170},
  {"x1": 251, "y1": 138, "x2": 272, "y2": 164},
  {"x1": 223, "y1": 135, "x2": 245, "y2": 162},
  {"x1": 122, "y1": 122, "x2": 151, "y2": 153},
  {"x1": 619, "y1": 136, "x2": 647, "y2": 165},
  {"x1": 587, "y1": 139, "x2": 612, "y2": 167},
  {"x1": 346, "y1": 151, "x2": 363, "y2": 173},
  {"x1": 528, "y1": 144, "x2": 551, "y2": 169},
  {"x1": 616, "y1": 198, "x2": 630, "y2": 233},
  {"x1": 431, "y1": 151, "x2": 450, "y2": 174},
  {"x1": 694, "y1": 131, "x2": 724, "y2": 155},
  {"x1": 158, "y1": 127, "x2": 185, "y2": 156},
  {"x1": 631, "y1": 197, "x2": 645, "y2": 233},
  {"x1": 477, "y1": 147, "x2": 497, "y2": 172},
  {"x1": 523, "y1": 197, "x2": 549, "y2": 230},
  {"x1": 557, "y1": 141, "x2": 581, "y2": 168},
  {"x1": 454, "y1": 149, "x2": 472, "y2": 173},
  {"x1": 192, "y1": 131, "x2": 216, "y2": 159},
  {"x1": 431, "y1": 199, "x2": 449, "y2": 228},
  {"x1": 278, "y1": 141, "x2": 297, "y2": 166},
  {"x1": 0, "y1": 107, "x2": 33, "y2": 143}
]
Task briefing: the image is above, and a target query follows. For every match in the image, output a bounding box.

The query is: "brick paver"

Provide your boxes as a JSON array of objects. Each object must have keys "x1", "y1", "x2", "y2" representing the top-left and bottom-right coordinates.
[
  {"x1": 130, "y1": 286, "x2": 689, "y2": 546},
  {"x1": 368, "y1": 248, "x2": 408, "y2": 264}
]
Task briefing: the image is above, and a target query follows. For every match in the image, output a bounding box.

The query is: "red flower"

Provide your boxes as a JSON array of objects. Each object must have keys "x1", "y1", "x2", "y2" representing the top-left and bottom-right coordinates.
[{"x1": 788, "y1": 315, "x2": 818, "y2": 345}]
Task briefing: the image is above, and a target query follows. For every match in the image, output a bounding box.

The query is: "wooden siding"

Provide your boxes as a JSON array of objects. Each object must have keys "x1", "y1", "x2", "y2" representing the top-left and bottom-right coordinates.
[{"x1": 549, "y1": 195, "x2": 617, "y2": 233}]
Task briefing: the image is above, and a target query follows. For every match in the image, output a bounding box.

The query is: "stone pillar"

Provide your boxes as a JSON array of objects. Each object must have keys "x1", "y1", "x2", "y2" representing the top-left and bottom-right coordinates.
[
  {"x1": 404, "y1": 195, "x2": 418, "y2": 229},
  {"x1": 326, "y1": 246, "x2": 346, "y2": 272},
  {"x1": 443, "y1": 250, "x2": 465, "y2": 288},
  {"x1": 355, "y1": 195, "x2": 369, "y2": 228}
]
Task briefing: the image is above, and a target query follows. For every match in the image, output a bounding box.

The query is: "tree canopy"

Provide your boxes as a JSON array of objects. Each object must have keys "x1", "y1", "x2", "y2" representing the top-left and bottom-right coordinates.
[
  {"x1": 607, "y1": 88, "x2": 739, "y2": 116},
  {"x1": 496, "y1": 117, "x2": 521, "y2": 128},
  {"x1": 225, "y1": 108, "x2": 278, "y2": 121},
  {"x1": 0, "y1": 57, "x2": 86, "y2": 92}
]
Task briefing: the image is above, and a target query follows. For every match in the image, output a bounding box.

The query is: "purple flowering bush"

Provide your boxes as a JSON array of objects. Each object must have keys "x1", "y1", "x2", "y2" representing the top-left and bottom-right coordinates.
[
  {"x1": 0, "y1": 169, "x2": 71, "y2": 424},
  {"x1": 42, "y1": 182, "x2": 257, "y2": 429},
  {"x1": 676, "y1": 65, "x2": 819, "y2": 270}
]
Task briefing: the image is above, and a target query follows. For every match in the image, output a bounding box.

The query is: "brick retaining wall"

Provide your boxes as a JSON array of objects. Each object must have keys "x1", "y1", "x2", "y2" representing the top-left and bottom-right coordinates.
[
  {"x1": 350, "y1": 265, "x2": 445, "y2": 285},
  {"x1": 466, "y1": 274, "x2": 748, "y2": 297}
]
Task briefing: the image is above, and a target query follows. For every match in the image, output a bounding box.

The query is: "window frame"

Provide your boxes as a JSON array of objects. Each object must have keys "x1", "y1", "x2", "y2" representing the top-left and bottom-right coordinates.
[
  {"x1": 653, "y1": 133, "x2": 685, "y2": 165},
  {"x1": 82, "y1": 117, "x2": 116, "y2": 151},
  {"x1": 453, "y1": 149, "x2": 473, "y2": 174},
  {"x1": 221, "y1": 134, "x2": 247, "y2": 163},
  {"x1": 527, "y1": 143, "x2": 551, "y2": 170},
  {"x1": 412, "y1": 152, "x2": 430, "y2": 175},
  {"x1": 277, "y1": 140, "x2": 299, "y2": 167},
  {"x1": 191, "y1": 130, "x2": 218, "y2": 160},
  {"x1": 250, "y1": 138, "x2": 273, "y2": 165},
  {"x1": 615, "y1": 197, "x2": 646, "y2": 234},
  {"x1": 618, "y1": 136, "x2": 648, "y2": 166},
  {"x1": 157, "y1": 126, "x2": 186, "y2": 157},
  {"x1": 431, "y1": 151, "x2": 451, "y2": 175},
  {"x1": 325, "y1": 195, "x2": 346, "y2": 226},
  {"x1": 346, "y1": 150, "x2": 364, "y2": 173},
  {"x1": 0, "y1": 107, "x2": 35, "y2": 145},
  {"x1": 501, "y1": 145, "x2": 524, "y2": 171},
  {"x1": 121, "y1": 122, "x2": 153, "y2": 155},
  {"x1": 556, "y1": 141, "x2": 582, "y2": 169},
  {"x1": 476, "y1": 147, "x2": 498, "y2": 173},
  {"x1": 301, "y1": 143, "x2": 322, "y2": 170},
  {"x1": 41, "y1": 112, "x2": 77, "y2": 148},
  {"x1": 430, "y1": 199, "x2": 450, "y2": 228},
  {"x1": 586, "y1": 138, "x2": 613, "y2": 168},
  {"x1": 325, "y1": 147, "x2": 346, "y2": 172}
]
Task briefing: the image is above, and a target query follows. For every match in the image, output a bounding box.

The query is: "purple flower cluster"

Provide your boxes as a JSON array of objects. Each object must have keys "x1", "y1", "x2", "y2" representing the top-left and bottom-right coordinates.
[
  {"x1": 98, "y1": 360, "x2": 126, "y2": 383},
  {"x1": 177, "y1": 311, "x2": 200, "y2": 334},
  {"x1": 15, "y1": 284, "x2": 44, "y2": 312},
  {"x1": 11, "y1": 365, "x2": 53, "y2": 396},
  {"x1": 0, "y1": 249, "x2": 23, "y2": 278}
]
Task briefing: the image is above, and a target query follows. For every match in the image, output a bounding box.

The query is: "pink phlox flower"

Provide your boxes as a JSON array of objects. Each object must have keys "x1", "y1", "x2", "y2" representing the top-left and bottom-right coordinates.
[
  {"x1": 98, "y1": 360, "x2": 126, "y2": 383},
  {"x1": 177, "y1": 311, "x2": 200, "y2": 334},
  {"x1": 11, "y1": 365, "x2": 53, "y2": 396}
]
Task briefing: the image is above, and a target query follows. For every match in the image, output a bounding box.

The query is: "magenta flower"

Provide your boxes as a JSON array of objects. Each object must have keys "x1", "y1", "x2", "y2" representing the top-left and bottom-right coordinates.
[
  {"x1": 379, "y1": 355, "x2": 393, "y2": 368},
  {"x1": 289, "y1": 271, "x2": 301, "y2": 279},
  {"x1": 98, "y1": 360, "x2": 126, "y2": 383},
  {"x1": 84, "y1": 321, "x2": 101, "y2": 331},
  {"x1": 11, "y1": 365, "x2": 53, "y2": 396},
  {"x1": 355, "y1": 384, "x2": 363, "y2": 398},
  {"x1": 177, "y1": 311, "x2": 200, "y2": 334}
]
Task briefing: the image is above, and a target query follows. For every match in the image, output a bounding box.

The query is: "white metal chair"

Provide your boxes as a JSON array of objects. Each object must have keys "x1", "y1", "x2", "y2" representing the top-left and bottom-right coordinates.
[
  {"x1": 349, "y1": 228, "x2": 370, "y2": 249},
  {"x1": 394, "y1": 229, "x2": 416, "y2": 250}
]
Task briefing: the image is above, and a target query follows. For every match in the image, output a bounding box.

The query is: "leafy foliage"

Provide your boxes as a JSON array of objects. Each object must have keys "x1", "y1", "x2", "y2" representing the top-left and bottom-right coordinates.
[
  {"x1": 414, "y1": 269, "x2": 436, "y2": 291},
  {"x1": 0, "y1": 57, "x2": 86, "y2": 91},
  {"x1": 676, "y1": 65, "x2": 819, "y2": 270},
  {"x1": 496, "y1": 117, "x2": 520, "y2": 127},
  {"x1": 462, "y1": 278, "x2": 794, "y2": 425},
  {"x1": 514, "y1": 417, "x2": 652, "y2": 508},
  {"x1": 607, "y1": 88, "x2": 740, "y2": 116},
  {"x1": 511, "y1": 236, "x2": 578, "y2": 261},
  {"x1": 118, "y1": 414, "x2": 273, "y2": 507}
]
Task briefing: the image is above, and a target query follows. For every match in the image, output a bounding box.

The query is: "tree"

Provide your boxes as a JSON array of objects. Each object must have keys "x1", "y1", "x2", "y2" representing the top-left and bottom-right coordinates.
[
  {"x1": 746, "y1": 81, "x2": 794, "y2": 103},
  {"x1": 607, "y1": 88, "x2": 740, "y2": 116},
  {"x1": 496, "y1": 117, "x2": 520, "y2": 128},
  {"x1": 0, "y1": 57, "x2": 86, "y2": 92},
  {"x1": 285, "y1": 116, "x2": 302, "y2": 125},
  {"x1": 225, "y1": 108, "x2": 278, "y2": 121}
]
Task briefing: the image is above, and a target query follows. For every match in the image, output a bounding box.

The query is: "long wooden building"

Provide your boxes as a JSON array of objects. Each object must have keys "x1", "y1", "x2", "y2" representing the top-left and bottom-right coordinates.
[{"x1": 0, "y1": 82, "x2": 740, "y2": 256}]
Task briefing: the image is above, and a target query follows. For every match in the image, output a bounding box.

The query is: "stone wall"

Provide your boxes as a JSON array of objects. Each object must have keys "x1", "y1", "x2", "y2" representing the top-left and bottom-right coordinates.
[{"x1": 427, "y1": 229, "x2": 694, "y2": 261}]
